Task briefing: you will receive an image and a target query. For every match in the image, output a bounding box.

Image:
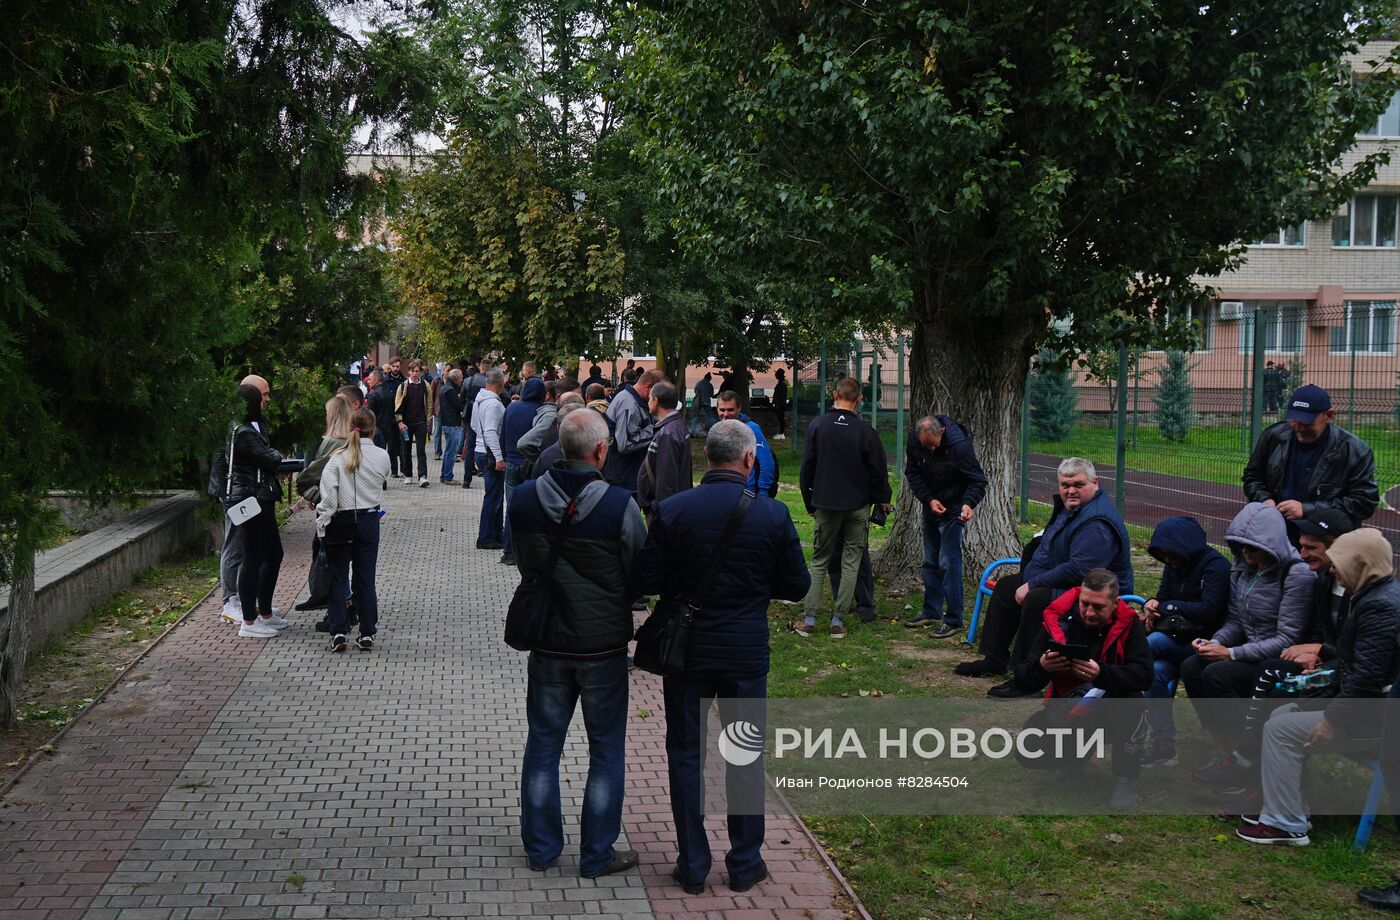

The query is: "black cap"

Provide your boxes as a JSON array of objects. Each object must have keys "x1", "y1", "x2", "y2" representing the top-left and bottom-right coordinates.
[{"x1": 1294, "y1": 508, "x2": 1355, "y2": 538}]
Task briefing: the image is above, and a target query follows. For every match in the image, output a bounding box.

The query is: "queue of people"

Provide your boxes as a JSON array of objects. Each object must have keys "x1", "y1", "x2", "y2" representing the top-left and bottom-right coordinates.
[{"x1": 221, "y1": 361, "x2": 1400, "y2": 907}]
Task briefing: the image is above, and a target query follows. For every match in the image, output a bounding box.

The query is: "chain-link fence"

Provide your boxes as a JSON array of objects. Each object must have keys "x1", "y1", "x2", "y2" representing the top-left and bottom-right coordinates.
[{"x1": 791, "y1": 305, "x2": 1400, "y2": 552}]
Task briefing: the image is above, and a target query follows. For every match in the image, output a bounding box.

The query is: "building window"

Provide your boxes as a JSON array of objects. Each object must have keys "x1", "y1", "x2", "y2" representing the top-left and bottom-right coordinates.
[
  {"x1": 1151, "y1": 303, "x2": 1213, "y2": 352},
  {"x1": 1333, "y1": 194, "x2": 1400, "y2": 248},
  {"x1": 1237, "y1": 301, "x2": 1305, "y2": 354},
  {"x1": 1330, "y1": 300, "x2": 1396, "y2": 355},
  {"x1": 1250, "y1": 224, "x2": 1306, "y2": 247},
  {"x1": 1359, "y1": 89, "x2": 1400, "y2": 138}
]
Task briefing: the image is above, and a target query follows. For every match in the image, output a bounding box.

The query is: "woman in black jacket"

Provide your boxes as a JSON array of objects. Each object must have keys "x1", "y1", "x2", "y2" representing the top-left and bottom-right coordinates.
[{"x1": 229, "y1": 381, "x2": 287, "y2": 638}]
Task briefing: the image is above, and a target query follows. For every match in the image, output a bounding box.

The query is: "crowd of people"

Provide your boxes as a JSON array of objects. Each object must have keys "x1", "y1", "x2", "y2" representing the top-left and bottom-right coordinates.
[{"x1": 216, "y1": 358, "x2": 1400, "y2": 908}]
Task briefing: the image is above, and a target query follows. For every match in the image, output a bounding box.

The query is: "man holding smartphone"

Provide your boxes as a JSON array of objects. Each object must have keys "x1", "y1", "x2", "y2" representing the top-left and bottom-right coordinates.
[{"x1": 1009, "y1": 569, "x2": 1152, "y2": 809}]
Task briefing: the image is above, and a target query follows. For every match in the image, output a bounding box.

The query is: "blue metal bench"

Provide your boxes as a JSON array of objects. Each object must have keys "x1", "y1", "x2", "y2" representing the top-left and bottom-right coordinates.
[{"x1": 964, "y1": 555, "x2": 1144, "y2": 643}]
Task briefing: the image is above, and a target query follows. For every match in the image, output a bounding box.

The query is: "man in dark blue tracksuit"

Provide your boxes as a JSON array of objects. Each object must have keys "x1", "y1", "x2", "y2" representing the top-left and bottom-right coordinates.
[{"x1": 637, "y1": 420, "x2": 810, "y2": 896}]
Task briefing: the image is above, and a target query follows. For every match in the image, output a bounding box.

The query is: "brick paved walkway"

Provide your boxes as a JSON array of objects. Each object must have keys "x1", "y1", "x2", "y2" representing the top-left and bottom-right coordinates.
[{"x1": 0, "y1": 482, "x2": 855, "y2": 919}]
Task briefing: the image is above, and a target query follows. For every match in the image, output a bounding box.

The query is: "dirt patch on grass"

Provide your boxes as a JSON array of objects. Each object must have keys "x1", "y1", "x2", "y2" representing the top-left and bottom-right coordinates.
[{"x1": 0, "y1": 548, "x2": 218, "y2": 780}]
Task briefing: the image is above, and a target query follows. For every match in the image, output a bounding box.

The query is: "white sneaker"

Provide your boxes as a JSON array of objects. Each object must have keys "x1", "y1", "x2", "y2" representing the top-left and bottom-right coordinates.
[
  {"x1": 773, "y1": 433, "x2": 786, "y2": 440},
  {"x1": 220, "y1": 598, "x2": 242, "y2": 623},
  {"x1": 237, "y1": 620, "x2": 279, "y2": 638},
  {"x1": 418, "y1": 476, "x2": 429, "y2": 488},
  {"x1": 260, "y1": 613, "x2": 290, "y2": 630},
  {"x1": 403, "y1": 476, "x2": 412, "y2": 486}
]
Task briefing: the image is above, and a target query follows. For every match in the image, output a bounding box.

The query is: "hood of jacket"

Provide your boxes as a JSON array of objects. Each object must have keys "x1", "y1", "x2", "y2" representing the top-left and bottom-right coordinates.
[
  {"x1": 1149, "y1": 516, "x2": 1210, "y2": 564},
  {"x1": 934, "y1": 415, "x2": 970, "y2": 449},
  {"x1": 520, "y1": 376, "x2": 546, "y2": 403},
  {"x1": 535, "y1": 460, "x2": 612, "y2": 524},
  {"x1": 1327, "y1": 528, "x2": 1395, "y2": 595},
  {"x1": 1225, "y1": 502, "x2": 1299, "y2": 569}
]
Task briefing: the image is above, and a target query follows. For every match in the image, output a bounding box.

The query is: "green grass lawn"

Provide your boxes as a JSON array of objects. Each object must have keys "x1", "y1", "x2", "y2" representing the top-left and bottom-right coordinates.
[{"x1": 740, "y1": 444, "x2": 1399, "y2": 919}]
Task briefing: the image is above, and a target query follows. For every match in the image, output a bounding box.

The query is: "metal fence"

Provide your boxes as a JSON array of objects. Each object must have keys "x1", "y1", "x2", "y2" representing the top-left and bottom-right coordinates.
[{"x1": 791, "y1": 303, "x2": 1400, "y2": 551}]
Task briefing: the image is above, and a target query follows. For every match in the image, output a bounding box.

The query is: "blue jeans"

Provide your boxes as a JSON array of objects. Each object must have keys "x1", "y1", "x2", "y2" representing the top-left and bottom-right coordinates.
[
  {"x1": 325, "y1": 512, "x2": 380, "y2": 637},
  {"x1": 476, "y1": 453, "x2": 504, "y2": 544},
  {"x1": 1145, "y1": 630, "x2": 1194, "y2": 746},
  {"x1": 501, "y1": 462, "x2": 525, "y2": 559},
  {"x1": 521, "y1": 652, "x2": 629, "y2": 875},
  {"x1": 440, "y1": 426, "x2": 464, "y2": 481},
  {"x1": 663, "y1": 670, "x2": 768, "y2": 888},
  {"x1": 920, "y1": 511, "x2": 965, "y2": 625}
]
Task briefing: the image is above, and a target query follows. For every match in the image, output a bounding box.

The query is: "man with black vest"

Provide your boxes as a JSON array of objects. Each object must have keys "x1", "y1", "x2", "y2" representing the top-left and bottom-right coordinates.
[
  {"x1": 636, "y1": 419, "x2": 810, "y2": 896},
  {"x1": 508, "y1": 409, "x2": 646, "y2": 880},
  {"x1": 957, "y1": 457, "x2": 1134, "y2": 698},
  {"x1": 902, "y1": 414, "x2": 988, "y2": 639},
  {"x1": 1242, "y1": 384, "x2": 1379, "y2": 532}
]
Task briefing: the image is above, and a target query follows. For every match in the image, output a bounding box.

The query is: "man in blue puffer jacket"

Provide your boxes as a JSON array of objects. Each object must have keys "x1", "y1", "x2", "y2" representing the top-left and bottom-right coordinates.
[{"x1": 636, "y1": 419, "x2": 810, "y2": 898}]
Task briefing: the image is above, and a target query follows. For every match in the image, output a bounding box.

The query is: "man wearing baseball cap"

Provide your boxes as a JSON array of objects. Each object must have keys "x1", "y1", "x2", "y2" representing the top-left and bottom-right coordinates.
[
  {"x1": 1242, "y1": 384, "x2": 1378, "y2": 532},
  {"x1": 1278, "y1": 508, "x2": 1358, "y2": 674}
]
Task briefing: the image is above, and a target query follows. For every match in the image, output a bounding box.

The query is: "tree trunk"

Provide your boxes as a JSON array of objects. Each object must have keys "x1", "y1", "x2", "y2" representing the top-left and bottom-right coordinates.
[
  {"x1": 0, "y1": 545, "x2": 35, "y2": 730},
  {"x1": 874, "y1": 308, "x2": 1037, "y2": 594}
]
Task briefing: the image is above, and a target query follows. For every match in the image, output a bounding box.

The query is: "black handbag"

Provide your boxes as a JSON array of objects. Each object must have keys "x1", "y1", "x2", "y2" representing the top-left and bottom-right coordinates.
[
  {"x1": 633, "y1": 490, "x2": 754, "y2": 677},
  {"x1": 504, "y1": 501, "x2": 576, "y2": 652},
  {"x1": 321, "y1": 459, "x2": 364, "y2": 546}
]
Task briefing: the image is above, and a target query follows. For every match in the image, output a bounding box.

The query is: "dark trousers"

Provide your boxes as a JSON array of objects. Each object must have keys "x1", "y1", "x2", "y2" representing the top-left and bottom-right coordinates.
[
  {"x1": 663, "y1": 670, "x2": 768, "y2": 888},
  {"x1": 476, "y1": 454, "x2": 504, "y2": 544},
  {"x1": 521, "y1": 652, "x2": 629, "y2": 876},
  {"x1": 461, "y1": 428, "x2": 477, "y2": 485},
  {"x1": 1016, "y1": 695, "x2": 1145, "y2": 779},
  {"x1": 1180, "y1": 655, "x2": 1260, "y2": 745},
  {"x1": 236, "y1": 500, "x2": 283, "y2": 621},
  {"x1": 976, "y1": 574, "x2": 1056, "y2": 671},
  {"x1": 325, "y1": 513, "x2": 380, "y2": 637},
  {"x1": 775, "y1": 405, "x2": 787, "y2": 435},
  {"x1": 401, "y1": 422, "x2": 428, "y2": 478},
  {"x1": 827, "y1": 540, "x2": 875, "y2": 620}
]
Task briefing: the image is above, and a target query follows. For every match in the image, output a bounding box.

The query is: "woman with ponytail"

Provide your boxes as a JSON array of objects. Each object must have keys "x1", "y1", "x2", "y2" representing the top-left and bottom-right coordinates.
[
  {"x1": 294, "y1": 397, "x2": 357, "y2": 613},
  {"x1": 316, "y1": 408, "x2": 391, "y2": 652}
]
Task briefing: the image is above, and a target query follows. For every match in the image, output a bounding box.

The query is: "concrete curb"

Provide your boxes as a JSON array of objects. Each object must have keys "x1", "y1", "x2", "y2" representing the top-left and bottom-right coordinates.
[{"x1": 771, "y1": 783, "x2": 876, "y2": 920}]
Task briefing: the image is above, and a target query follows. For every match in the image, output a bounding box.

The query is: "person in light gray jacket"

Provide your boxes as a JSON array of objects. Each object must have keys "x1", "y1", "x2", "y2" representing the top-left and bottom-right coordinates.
[{"x1": 1180, "y1": 502, "x2": 1315, "y2": 750}]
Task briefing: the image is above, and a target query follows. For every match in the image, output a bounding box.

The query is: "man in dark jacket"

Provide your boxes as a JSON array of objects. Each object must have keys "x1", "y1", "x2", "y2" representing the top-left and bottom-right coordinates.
[
  {"x1": 581, "y1": 364, "x2": 606, "y2": 395},
  {"x1": 364, "y1": 369, "x2": 400, "y2": 478},
  {"x1": 959, "y1": 457, "x2": 1134, "y2": 695},
  {"x1": 902, "y1": 415, "x2": 989, "y2": 638},
  {"x1": 637, "y1": 381, "x2": 692, "y2": 518},
  {"x1": 1242, "y1": 384, "x2": 1379, "y2": 530},
  {"x1": 529, "y1": 398, "x2": 585, "y2": 481},
  {"x1": 636, "y1": 419, "x2": 810, "y2": 896},
  {"x1": 1238, "y1": 528, "x2": 1400, "y2": 846},
  {"x1": 459, "y1": 358, "x2": 489, "y2": 488},
  {"x1": 1140, "y1": 516, "x2": 1231, "y2": 766},
  {"x1": 437, "y1": 369, "x2": 466, "y2": 484},
  {"x1": 796, "y1": 377, "x2": 891, "y2": 639},
  {"x1": 509, "y1": 409, "x2": 645, "y2": 880},
  {"x1": 499, "y1": 377, "x2": 547, "y2": 565},
  {"x1": 603, "y1": 369, "x2": 660, "y2": 490},
  {"x1": 1012, "y1": 568, "x2": 1152, "y2": 809},
  {"x1": 690, "y1": 371, "x2": 716, "y2": 437}
]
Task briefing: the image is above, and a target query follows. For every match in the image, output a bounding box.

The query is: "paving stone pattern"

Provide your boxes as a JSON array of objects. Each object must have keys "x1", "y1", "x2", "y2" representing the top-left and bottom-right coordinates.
[{"x1": 1, "y1": 481, "x2": 853, "y2": 919}]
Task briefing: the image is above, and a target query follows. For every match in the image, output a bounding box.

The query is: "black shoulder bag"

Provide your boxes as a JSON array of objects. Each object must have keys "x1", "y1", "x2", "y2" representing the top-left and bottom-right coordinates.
[
  {"x1": 633, "y1": 490, "x2": 754, "y2": 677},
  {"x1": 504, "y1": 500, "x2": 577, "y2": 652}
]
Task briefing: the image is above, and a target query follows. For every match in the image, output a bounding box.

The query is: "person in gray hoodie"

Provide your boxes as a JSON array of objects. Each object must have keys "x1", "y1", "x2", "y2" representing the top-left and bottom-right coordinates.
[{"x1": 1181, "y1": 502, "x2": 1315, "y2": 759}]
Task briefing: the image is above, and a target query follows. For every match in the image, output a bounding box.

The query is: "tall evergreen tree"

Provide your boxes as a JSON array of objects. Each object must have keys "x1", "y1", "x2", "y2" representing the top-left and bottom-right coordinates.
[
  {"x1": 1028, "y1": 353, "x2": 1078, "y2": 442},
  {"x1": 1155, "y1": 351, "x2": 1196, "y2": 442}
]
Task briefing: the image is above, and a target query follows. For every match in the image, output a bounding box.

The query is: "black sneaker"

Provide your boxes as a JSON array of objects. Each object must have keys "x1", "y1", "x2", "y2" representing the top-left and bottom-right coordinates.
[
  {"x1": 499, "y1": 555, "x2": 516, "y2": 565},
  {"x1": 314, "y1": 617, "x2": 330, "y2": 633},
  {"x1": 331, "y1": 633, "x2": 347, "y2": 653},
  {"x1": 477, "y1": 539, "x2": 503, "y2": 550},
  {"x1": 581, "y1": 849, "x2": 638, "y2": 879},
  {"x1": 929, "y1": 623, "x2": 961, "y2": 639},
  {"x1": 356, "y1": 635, "x2": 373, "y2": 652}
]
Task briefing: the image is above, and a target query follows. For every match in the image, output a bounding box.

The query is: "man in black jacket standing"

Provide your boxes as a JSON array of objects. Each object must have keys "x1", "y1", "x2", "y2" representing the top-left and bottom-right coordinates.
[
  {"x1": 364, "y1": 369, "x2": 400, "y2": 479},
  {"x1": 795, "y1": 377, "x2": 891, "y2": 639},
  {"x1": 636, "y1": 419, "x2": 810, "y2": 896},
  {"x1": 902, "y1": 415, "x2": 988, "y2": 639},
  {"x1": 637, "y1": 381, "x2": 691, "y2": 519},
  {"x1": 1242, "y1": 384, "x2": 1378, "y2": 532}
]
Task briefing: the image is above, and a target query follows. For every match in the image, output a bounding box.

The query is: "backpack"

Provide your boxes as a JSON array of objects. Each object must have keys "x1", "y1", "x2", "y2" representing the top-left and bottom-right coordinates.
[{"x1": 206, "y1": 424, "x2": 239, "y2": 504}]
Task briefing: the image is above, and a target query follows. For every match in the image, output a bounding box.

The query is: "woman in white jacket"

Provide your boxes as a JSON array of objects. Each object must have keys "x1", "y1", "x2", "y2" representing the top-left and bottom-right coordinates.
[{"x1": 317, "y1": 408, "x2": 391, "y2": 652}]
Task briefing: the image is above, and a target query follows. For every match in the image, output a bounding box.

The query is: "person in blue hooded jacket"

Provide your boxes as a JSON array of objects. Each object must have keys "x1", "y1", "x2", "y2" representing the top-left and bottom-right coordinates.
[
  {"x1": 715, "y1": 391, "x2": 778, "y2": 496},
  {"x1": 1139, "y1": 516, "x2": 1231, "y2": 767},
  {"x1": 499, "y1": 376, "x2": 546, "y2": 565}
]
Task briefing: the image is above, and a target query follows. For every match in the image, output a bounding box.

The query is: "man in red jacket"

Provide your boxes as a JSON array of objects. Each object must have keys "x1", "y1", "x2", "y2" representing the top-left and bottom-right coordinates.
[{"x1": 1010, "y1": 569, "x2": 1152, "y2": 809}]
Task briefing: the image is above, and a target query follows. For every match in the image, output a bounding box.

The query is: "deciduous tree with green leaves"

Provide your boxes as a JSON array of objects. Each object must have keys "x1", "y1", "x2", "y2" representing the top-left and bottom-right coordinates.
[{"x1": 624, "y1": 1, "x2": 1398, "y2": 582}]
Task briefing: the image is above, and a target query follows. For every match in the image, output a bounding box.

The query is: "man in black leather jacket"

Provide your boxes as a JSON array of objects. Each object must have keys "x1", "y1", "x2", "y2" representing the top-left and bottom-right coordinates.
[{"x1": 1242, "y1": 384, "x2": 1378, "y2": 530}]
